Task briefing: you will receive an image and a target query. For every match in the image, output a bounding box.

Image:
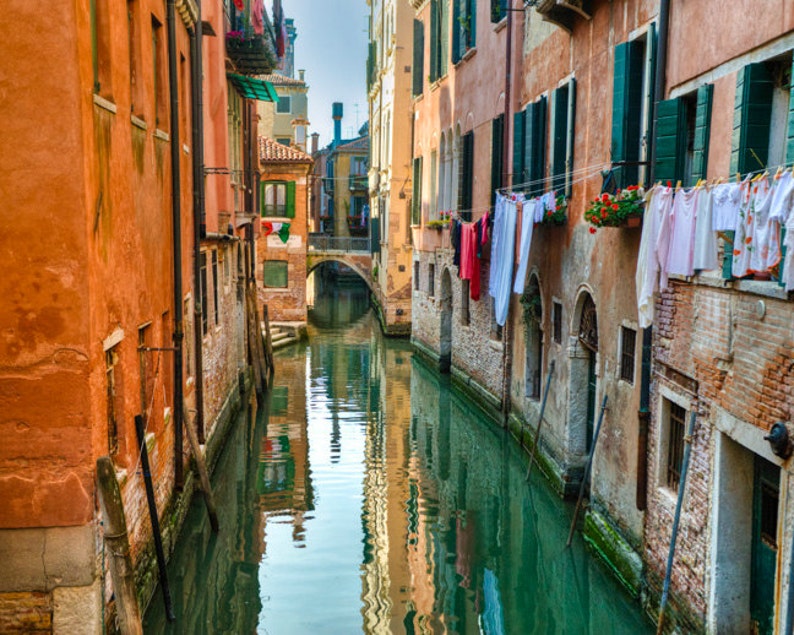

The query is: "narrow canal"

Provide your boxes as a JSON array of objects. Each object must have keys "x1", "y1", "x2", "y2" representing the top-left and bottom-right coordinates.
[{"x1": 144, "y1": 280, "x2": 651, "y2": 634}]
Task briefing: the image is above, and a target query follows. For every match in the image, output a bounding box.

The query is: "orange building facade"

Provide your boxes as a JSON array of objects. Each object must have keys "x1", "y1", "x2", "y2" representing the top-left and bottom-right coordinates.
[{"x1": 0, "y1": 0, "x2": 280, "y2": 630}]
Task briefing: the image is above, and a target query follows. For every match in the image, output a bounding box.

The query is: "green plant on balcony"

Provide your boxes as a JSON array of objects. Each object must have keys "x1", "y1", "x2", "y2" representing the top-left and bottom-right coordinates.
[
  {"x1": 426, "y1": 211, "x2": 452, "y2": 230},
  {"x1": 584, "y1": 185, "x2": 644, "y2": 232}
]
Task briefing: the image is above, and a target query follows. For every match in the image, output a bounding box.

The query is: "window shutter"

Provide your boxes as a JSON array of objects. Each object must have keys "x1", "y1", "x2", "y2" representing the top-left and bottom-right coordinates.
[
  {"x1": 259, "y1": 180, "x2": 266, "y2": 215},
  {"x1": 611, "y1": 40, "x2": 644, "y2": 187},
  {"x1": 452, "y1": 0, "x2": 461, "y2": 64},
  {"x1": 412, "y1": 20, "x2": 424, "y2": 97},
  {"x1": 461, "y1": 131, "x2": 474, "y2": 220},
  {"x1": 654, "y1": 97, "x2": 686, "y2": 184},
  {"x1": 411, "y1": 157, "x2": 422, "y2": 225},
  {"x1": 513, "y1": 110, "x2": 525, "y2": 188},
  {"x1": 525, "y1": 97, "x2": 547, "y2": 197},
  {"x1": 285, "y1": 181, "x2": 296, "y2": 218},
  {"x1": 786, "y1": 56, "x2": 794, "y2": 164},
  {"x1": 370, "y1": 212, "x2": 380, "y2": 254},
  {"x1": 551, "y1": 84, "x2": 569, "y2": 193},
  {"x1": 566, "y1": 78, "x2": 577, "y2": 198},
  {"x1": 430, "y1": 0, "x2": 438, "y2": 82},
  {"x1": 490, "y1": 0, "x2": 506, "y2": 22},
  {"x1": 491, "y1": 115, "x2": 504, "y2": 204},
  {"x1": 730, "y1": 62, "x2": 773, "y2": 175},
  {"x1": 467, "y1": 0, "x2": 476, "y2": 50},
  {"x1": 691, "y1": 83, "x2": 713, "y2": 184},
  {"x1": 440, "y1": 0, "x2": 449, "y2": 75}
]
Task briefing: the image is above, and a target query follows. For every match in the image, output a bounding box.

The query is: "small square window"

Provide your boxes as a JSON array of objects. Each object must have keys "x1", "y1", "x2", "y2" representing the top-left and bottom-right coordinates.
[
  {"x1": 264, "y1": 260, "x2": 288, "y2": 288},
  {"x1": 620, "y1": 326, "x2": 636, "y2": 383},
  {"x1": 552, "y1": 301, "x2": 562, "y2": 344},
  {"x1": 276, "y1": 95, "x2": 291, "y2": 114}
]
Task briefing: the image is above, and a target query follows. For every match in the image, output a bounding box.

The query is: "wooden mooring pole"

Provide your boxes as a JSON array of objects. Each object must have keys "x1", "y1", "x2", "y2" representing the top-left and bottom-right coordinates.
[
  {"x1": 183, "y1": 399, "x2": 219, "y2": 533},
  {"x1": 525, "y1": 361, "x2": 555, "y2": 481},
  {"x1": 134, "y1": 414, "x2": 175, "y2": 622},
  {"x1": 262, "y1": 303, "x2": 274, "y2": 373},
  {"x1": 96, "y1": 457, "x2": 143, "y2": 635},
  {"x1": 566, "y1": 394, "x2": 608, "y2": 548}
]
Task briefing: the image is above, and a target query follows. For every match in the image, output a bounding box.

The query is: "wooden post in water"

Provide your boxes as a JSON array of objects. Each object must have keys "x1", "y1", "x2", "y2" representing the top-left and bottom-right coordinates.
[
  {"x1": 134, "y1": 414, "x2": 175, "y2": 622},
  {"x1": 526, "y1": 361, "x2": 555, "y2": 481},
  {"x1": 566, "y1": 394, "x2": 608, "y2": 548},
  {"x1": 183, "y1": 399, "x2": 219, "y2": 533},
  {"x1": 245, "y1": 288, "x2": 265, "y2": 392},
  {"x1": 656, "y1": 410, "x2": 698, "y2": 635},
  {"x1": 96, "y1": 457, "x2": 143, "y2": 635},
  {"x1": 262, "y1": 303, "x2": 274, "y2": 373}
]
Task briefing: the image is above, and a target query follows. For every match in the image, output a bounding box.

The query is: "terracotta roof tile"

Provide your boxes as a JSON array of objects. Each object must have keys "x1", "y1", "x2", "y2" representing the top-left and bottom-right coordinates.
[
  {"x1": 258, "y1": 137, "x2": 313, "y2": 164},
  {"x1": 258, "y1": 73, "x2": 306, "y2": 87}
]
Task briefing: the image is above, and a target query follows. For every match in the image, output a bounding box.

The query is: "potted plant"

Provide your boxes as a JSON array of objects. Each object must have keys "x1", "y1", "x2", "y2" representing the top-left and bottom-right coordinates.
[
  {"x1": 426, "y1": 211, "x2": 452, "y2": 230},
  {"x1": 540, "y1": 194, "x2": 568, "y2": 225},
  {"x1": 584, "y1": 185, "x2": 644, "y2": 232}
]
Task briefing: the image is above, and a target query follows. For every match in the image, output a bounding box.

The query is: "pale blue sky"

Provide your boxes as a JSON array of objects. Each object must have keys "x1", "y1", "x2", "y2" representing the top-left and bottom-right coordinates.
[{"x1": 285, "y1": 1, "x2": 370, "y2": 148}]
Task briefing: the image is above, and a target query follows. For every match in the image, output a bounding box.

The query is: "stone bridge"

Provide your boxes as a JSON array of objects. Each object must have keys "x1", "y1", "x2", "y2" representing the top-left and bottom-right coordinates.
[{"x1": 307, "y1": 234, "x2": 374, "y2": 292}]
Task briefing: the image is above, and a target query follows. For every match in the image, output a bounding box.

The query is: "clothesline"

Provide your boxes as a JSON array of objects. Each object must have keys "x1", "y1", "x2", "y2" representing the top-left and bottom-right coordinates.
[{"x1": 498, "y1": 164, "x2": 608, "y2": 195}]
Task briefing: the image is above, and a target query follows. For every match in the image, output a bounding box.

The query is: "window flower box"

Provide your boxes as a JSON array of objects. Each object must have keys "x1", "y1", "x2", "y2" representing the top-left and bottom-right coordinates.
[
  {"x1": 585, "y1": 186, "x2": 644, "y2": 232},
  {"x1": 540, "y1": 194, "x2": 568, "y2": 226}
]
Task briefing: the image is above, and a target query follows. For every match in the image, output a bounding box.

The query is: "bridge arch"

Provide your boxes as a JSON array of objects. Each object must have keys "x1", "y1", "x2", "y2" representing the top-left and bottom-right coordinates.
[{"x1": 307, "y1": 254, "x2": 375, "y2": 295}]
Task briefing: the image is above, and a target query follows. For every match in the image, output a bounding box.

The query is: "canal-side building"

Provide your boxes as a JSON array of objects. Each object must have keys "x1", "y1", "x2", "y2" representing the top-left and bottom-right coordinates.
[
  {"x1": 409, "y1": 0, "x2": 522, "y2": 411},
  {"x1": 0, "y1": 0, "x2": 278, "y2": 630},
  {"x1": 640, "y1": 6, "x2": 794, "y2": 633},
  {"x1": 257, "y1": 137, "x2": 313, "y2": 323},
  {"x1": 366, "y1": 0, "x2": 415, "y2": 335}
]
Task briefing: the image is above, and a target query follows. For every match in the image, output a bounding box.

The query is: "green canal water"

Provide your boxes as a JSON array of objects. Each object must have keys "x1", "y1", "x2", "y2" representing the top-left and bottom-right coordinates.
[{"x1": 144, "y1": 283, "x2": 651, "y2": 634}]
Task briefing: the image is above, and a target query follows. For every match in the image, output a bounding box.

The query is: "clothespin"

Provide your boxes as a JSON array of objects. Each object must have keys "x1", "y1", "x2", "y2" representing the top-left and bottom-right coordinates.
[
  {"x1": 666, "y1": 180, "x2": 672, "y2": 188},
  {"x1": 695, "y1": 179, "x2": 703, "y2": 188},
  {"x1": 675, "y1": 180, "x2": 682, "y2": 191},
  {"x1": 736, "y1": 173, "x2": 741, "y2": 183},
  {"x1": 775, "y1": 166, "x2": 783, "y2": 180}
]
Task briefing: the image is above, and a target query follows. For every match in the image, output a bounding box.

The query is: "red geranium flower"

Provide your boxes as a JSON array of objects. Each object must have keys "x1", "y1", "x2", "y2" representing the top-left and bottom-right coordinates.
[{"x1": 589, "y1": 226, "x2": 597, "y2": 234}]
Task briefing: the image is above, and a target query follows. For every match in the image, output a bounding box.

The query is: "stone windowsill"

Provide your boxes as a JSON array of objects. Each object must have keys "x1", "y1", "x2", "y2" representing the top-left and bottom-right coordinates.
[
  {"x1": 493, "y1": 17, "x2": 508, "y2": 32},
  {"x1": 93, "y1": 94, "x2": 117, "y2": 114},
  {"x1": 669, "y1": 272, "x2": 790, "y2": 301},
  {"x1": 454, "y1": 47, "x2": 477, "y2": 67}
]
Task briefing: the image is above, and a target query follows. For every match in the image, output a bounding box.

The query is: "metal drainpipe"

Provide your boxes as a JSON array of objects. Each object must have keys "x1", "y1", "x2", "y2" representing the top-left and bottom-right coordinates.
[
  {"x1": 500, "y1": 1, "x2": 515, "y2": 426},
  {"x1": 167, "y1": 0, "x2": 184, "y2": 489},
  {"x1": 189, "y1": 13, "x2": 206, "y2": 443},
  {"x1": 637, "y1": 0, "x2": 670, "y2": 511}
]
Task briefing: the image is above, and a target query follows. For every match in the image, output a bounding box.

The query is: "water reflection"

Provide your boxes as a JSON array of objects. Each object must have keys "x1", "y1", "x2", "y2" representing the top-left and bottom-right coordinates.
[{"x1": 144, "y1": 281, "x2": 650, "y2": 634}]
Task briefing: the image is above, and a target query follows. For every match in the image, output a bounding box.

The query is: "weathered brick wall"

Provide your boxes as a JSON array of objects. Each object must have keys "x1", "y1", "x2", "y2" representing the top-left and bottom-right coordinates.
[
  {"x1": 645, "y1": 279, "x2": 794, "y2": 627},
  {"x1": 411, "y1": 247, "x2": 505, "y2": 399},
  {"x1": 0, "y1": 592, "x2": 52, "y2": 633}
]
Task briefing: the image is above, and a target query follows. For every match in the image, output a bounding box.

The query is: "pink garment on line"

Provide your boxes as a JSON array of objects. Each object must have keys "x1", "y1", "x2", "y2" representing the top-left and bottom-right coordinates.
[{"x1": 459, "y1": 222, "x2": 481, "y2": 301}]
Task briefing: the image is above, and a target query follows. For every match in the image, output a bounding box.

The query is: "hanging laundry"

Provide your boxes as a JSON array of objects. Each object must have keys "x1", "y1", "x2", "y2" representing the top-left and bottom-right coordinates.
[
  {"x1": 747, "y1": 177, "x2": 779, "y2": 274},
  {"x1": 250, "y1": 0, "x2": 264, "y2": 35},
  {"x1": 539, "y1": 191, "x2": 556, "y2": 223},
  {"x1": 452, "y1": 219, "x2": 463, "y2": 269},
  {"x1": 770, "y1": 170, "x2": 794, "y2": 290},
  {"x1": 477, "y1": 211, "x2": 489, "y2": 259},
  {"x1": 711, "y1": 182, "x2": 742, "y2": 231},
  {"x1": 731, "y1": 182, "x2": 754, "y2": 278},
  {"x1": 513, "y1": 200, "x2": 536, "y2": 294},
  {"x1": 459, "y1": 222, "x2": 481, "y2": 301},
  {"x1": 233, "y1": 0, "x2": 244, "y2": 11},
  {"x1": 489, "y1": 194, "x2": 517, "y2": 327},
  {"x1": 635, "y1": 185, "x2": 673, "y2": 328},
  {"x1": 692, "y1": 186, "x2": 718, "y2": 271},
  {"x1": 666, "y1": 186, "x2": 699, "y2": 277}
]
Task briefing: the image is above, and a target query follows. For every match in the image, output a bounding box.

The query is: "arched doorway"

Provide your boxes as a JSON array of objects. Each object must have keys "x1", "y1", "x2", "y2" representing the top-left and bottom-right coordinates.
[
  {"x1": 439, "y1": 269, "x2": 452, "y2": 372},
  {"x1": 569, "y1": 291, "x2": 598, "y2": 463},
  {"x1": 522, "y1": 274, "x2": 543, "y2": 399}
]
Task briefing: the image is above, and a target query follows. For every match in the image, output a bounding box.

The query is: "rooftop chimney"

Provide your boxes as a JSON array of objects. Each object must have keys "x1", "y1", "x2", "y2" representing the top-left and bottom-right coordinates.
[
  {"x1": 298, "y1": 69, "x2": 305, "y2": 82},
  {"x1": 311, "y1": 132, "x2": 319, "y2": 155},
  {"x1": 332, "y1": 102, "x2": 343, "y2": 147}
]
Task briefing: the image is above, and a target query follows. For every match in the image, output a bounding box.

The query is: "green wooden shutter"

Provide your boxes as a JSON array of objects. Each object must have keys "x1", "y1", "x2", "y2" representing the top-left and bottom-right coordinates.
[
  {"x1": 786, "y1": 56, "x2": 794, "y2": 164},
  {"x1": 467, "y1": 0, "x2": 476, "y2": 50},
  {"x1": 491, "y1": 115, "x2": 504, "y2": 204},
  {"x1": 412, "y1": 157, "x2": 422, "y2": 225},
  {"x1": 452, "y1": 0, "x2": 461, "y2": 63},
  {"x1": 691, "y1": 83, "x2": 714, "y2": 184},
  {"x1": 566, "y1": 78, "x2": 577, "y2": 197},
  {"x1": 370, "y1": 211, "x2": 380, "y2": 254},
  {"x1": 461, "y1": 131, "x2": 474, "y2": 220},
  {"x1": 730, "y1": 62, "x2": 774, "y2": 175},
  {"x1": 430, "y1": 0, "x2": 439, "y2": 82},
  {"x1": 259, "y1": 180, "x2": 266, "y2": 216},
  {"x1": 440, "y1": 0, "x2": 449, "y2": 75},
  {"x1": 491, "y1": 0, "x2": 506, "y2": 22},
  {"x1": 611, "y1": 40, "x2": 644, "y2": 187},
  {"x1": 524, "y1": 97, "x2": 547, "y2": 197},
  {"x1": 513, "y1": 110, "x2": 525, "y2": 188},
  {"x1": 654, "y1": 97, "x2": 686, "y2": 184},
  {"x1": 264, "y1": 261, "x2": 288, "y2": 288},
  {"x1": 552, "y1": 84, "x2": 569, "y2": 192},
  {"x1": 412, "y1": 20, "x2": 424, "y2": 97},
  {"x1": 285, "y1": 181, "x2": 296, "y2": 218}
]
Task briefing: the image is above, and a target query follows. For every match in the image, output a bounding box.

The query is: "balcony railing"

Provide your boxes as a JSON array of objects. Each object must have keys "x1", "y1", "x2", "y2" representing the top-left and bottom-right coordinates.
[
  {"x1": 226, "y1": 30, "x2": 277, "y2": 76},
  {"x1": 349, "y1": 174, "x2": 368, "y2": 191},
  {"x1": 308, "y1": 233, "x2": 371, "y2": 253}
]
